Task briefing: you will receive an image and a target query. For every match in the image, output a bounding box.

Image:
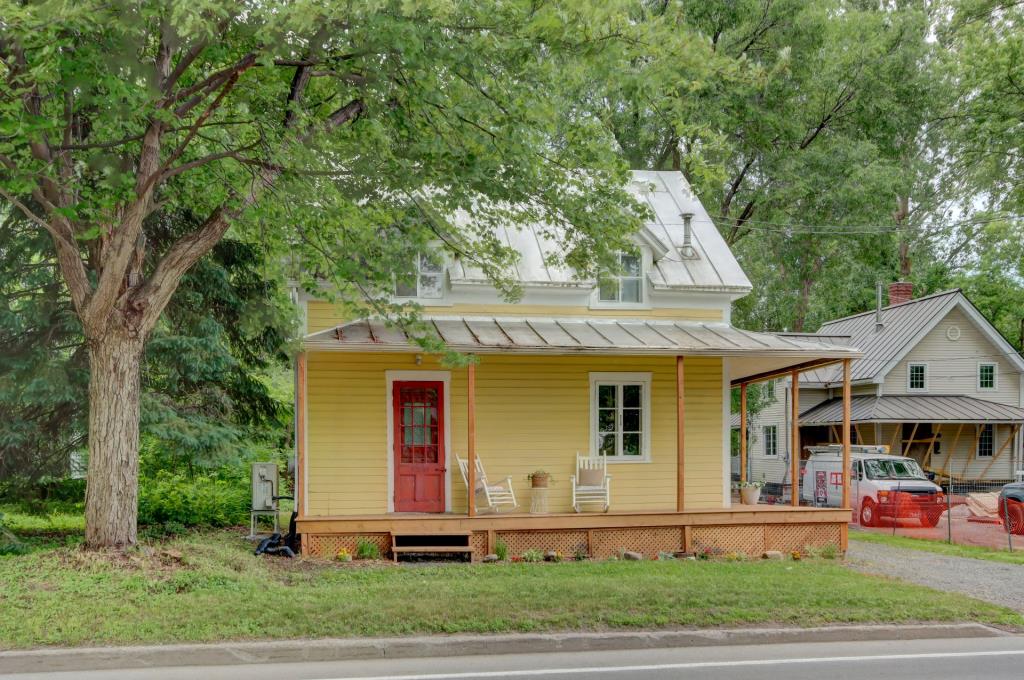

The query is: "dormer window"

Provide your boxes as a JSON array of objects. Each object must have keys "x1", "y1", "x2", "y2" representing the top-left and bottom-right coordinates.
[
  {"x1": 599, "y1": 252, "x2": 643, "y2": 304},
  {"x1": 395, "y1": 253, "x2": 444, "y2": 300}
]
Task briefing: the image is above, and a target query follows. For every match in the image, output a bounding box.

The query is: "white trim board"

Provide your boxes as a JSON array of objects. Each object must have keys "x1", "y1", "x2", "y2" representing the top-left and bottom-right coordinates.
[
  {"x1": 384, "y1": 370, "x2": 453, "y2": 514},
  {"x1": 588, "y1": 372, "x2": 653, "y2": 463}
]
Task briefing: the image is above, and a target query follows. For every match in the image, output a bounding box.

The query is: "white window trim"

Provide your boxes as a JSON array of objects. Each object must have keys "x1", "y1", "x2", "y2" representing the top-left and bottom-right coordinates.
[
  {"x1": 394, "y1": 252, "x2": 447, "y2": 302},
  {"x1": 977, "y1": 424, "x2": 995, "y2": 458},
  {"x1": 384, "y1": 370, "x2": 452, "y2": 513},
  {"x1": 589, "y1": 371, "x2": 652, "y2": 463},
  {"x1": 978, "y1": 361, "x2": 998, "y2": 391},
  {"x1": 763, "y1": 380, "x2": 776, "y2": 402},
  {"x1": 763, "y1": 424, "x2": 778, "y2": 457},
  {"x1": 907, "y1": 362, "x2": 929, "y2": 392},
  {"x1": 591, "y1": 249, "x2": 651, "y2": 310}
]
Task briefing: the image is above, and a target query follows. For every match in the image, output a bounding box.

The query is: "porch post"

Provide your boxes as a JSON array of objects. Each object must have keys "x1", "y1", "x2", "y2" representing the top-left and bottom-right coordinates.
[
  {"x1": 841, "y1": 358, "x2": 852, "y2": 510},
  {"x1": 790, "y1": 368, "x2": 801, "y2": 507},
  {"x1": 467, "y1": 360, "x2": 477, "y2": 518},
  {"x1": 739, "y1": 382, "x2": 748, "y2": 484},
  {"x1": 295, "y1": 352, "x2": 307, "y2": 519},
  {"x1": 676, "y1": 355, "x2": 685, "y2": 511}
]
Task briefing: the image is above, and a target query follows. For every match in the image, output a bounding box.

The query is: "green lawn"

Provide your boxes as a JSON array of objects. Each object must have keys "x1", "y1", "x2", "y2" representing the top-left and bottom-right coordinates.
[
  {"x1": 850, "y1": 530, "x2": 1024, "y2": 565},
  {"x1": 1, "y1": 529, "x2": 1021, "y2": 649}
]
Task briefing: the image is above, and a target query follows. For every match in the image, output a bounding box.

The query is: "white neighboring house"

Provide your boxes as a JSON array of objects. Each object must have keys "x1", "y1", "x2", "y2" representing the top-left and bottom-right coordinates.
[{"x1": 739, "y1": 286, "x2": 1024, "y2": 492}]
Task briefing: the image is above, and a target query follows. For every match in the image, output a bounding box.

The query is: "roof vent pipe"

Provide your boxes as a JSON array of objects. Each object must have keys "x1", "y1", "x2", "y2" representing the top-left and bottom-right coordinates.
[
  {"x1": 875, "y1": 283, "x2": 884, "y2": 331},
  {"x1": 679, "y1": 212, "x2": 698, "y2": 259}
]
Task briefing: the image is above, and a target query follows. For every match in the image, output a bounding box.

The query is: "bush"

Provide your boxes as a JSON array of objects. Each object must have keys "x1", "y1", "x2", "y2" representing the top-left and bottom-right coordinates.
[
  {"x1": 137, "y1": 471, "x2": 249, "y2": 528},
  {"x1": 355, "y1": 539, "x2": 381, "y2": 560},
  {"x1": 494, "y1": 539, "x2": 508, "y2": 561}
]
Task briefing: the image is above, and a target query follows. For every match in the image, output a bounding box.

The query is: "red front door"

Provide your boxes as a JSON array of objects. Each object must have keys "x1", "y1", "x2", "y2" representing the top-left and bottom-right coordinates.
[{"x1": 393, "y1": 381, "x2": 446, "y2": 513}]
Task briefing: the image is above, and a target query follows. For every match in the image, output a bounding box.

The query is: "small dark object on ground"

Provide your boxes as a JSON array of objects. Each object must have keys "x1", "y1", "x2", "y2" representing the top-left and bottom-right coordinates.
[
  {"x1": 254, "y1": 533, "x2": 295, "y2": 558},
  {"x1": 254, "y1": 496, "x2": 299, "y2": 558}
]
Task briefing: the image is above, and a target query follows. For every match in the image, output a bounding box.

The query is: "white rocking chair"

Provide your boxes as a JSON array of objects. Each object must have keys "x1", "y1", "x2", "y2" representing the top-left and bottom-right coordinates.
[
  {"x1": 572, "y1": 452, "x2": 611, "y2": 512},
  {"x1": 456, "y1": 456, "x2": 517, "y2": 513}
]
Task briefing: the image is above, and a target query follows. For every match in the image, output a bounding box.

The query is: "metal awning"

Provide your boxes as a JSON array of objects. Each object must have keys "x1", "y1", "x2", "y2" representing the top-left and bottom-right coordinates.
[
  {"x1": 799, "y1": 395, "x2": 1024, "y2": 425},
  {"x1": 303, "y1": 316, "x2": 861, "y2": 382}
]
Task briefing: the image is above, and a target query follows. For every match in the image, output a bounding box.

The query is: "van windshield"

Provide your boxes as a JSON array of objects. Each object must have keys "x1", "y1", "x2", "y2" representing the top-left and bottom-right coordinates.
[{"x1": 863, "y1": 458, "x2": 926, "y2": 481}]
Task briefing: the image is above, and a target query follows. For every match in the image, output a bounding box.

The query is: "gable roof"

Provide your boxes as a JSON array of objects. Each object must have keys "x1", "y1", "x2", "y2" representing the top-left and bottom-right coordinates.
[
  {"x1": 450, "y1": 170, "x2": 753, "y2": 294},
  {"x1": 802, "y1": 289, "x2": 1024, "y2": 386}
]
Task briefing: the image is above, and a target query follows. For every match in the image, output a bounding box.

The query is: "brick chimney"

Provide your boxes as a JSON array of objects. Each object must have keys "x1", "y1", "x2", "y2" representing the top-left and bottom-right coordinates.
[{"x1": 888, "y1": 281, "x2": 913, "y2": 306}]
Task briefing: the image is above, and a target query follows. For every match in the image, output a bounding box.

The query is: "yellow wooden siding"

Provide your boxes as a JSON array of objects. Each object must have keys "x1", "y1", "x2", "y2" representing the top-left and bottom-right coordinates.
[
  {"x1": 305, "y1": 352, "x2": 725, "y2": 515},
  {"x1": 305, "y1": 300, "x2": 723, "y2": 333}
]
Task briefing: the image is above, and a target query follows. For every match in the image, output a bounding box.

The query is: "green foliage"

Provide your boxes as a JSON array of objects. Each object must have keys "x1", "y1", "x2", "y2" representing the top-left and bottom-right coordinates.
[
  {"x1": 354, "y1": 539, "x2": 381, "y2": 560},
  {"x1": 520, "y1": 549, "x2": 544, "y2": 563},
  {"x1": 137, "y1": 471, "x2": 249, "y2": 529},
  {"x1": 0, "y1": 512, "x2": 28, "y2": 555},
  {"x1": 1, "y1": 531, "x2": 1021, "y2": 648},
  {"x1": 494, "y1": 539, "x2": 509, "y2": 561}
]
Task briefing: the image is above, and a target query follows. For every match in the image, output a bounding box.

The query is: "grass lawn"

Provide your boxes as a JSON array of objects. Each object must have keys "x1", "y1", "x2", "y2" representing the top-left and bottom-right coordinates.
[
  {"x1": 850, "y1": 530, "x2": 1024, "y2": 565},
  {"x1": 1, "y1": 529, "x2": 1021, "y2": 649}
]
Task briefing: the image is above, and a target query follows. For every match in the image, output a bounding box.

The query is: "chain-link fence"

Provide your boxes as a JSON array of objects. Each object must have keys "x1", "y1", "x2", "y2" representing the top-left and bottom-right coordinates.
[
  {"x1": 851, "y1": 476, "x2": 1023, "y2": 551},
  {"x1": 732, "y1": 449, "x2": 1024, "y2": 552}
]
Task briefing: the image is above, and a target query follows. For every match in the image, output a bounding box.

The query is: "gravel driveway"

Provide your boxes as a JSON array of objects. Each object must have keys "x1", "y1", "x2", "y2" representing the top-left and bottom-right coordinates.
[{"x1": 846, "y1": 538, "x2": 1024, "y2": 611}]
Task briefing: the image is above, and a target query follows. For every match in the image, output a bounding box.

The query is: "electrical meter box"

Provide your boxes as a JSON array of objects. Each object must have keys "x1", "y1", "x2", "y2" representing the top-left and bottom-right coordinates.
[{"x1": 251, "y1": 462, "x2": 279, "y2": 511}]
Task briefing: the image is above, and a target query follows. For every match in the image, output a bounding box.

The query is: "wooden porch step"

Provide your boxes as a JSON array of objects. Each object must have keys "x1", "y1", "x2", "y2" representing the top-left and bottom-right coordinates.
[{"x1": 391, "y1": 545, "x2": 474, "y2": 553}]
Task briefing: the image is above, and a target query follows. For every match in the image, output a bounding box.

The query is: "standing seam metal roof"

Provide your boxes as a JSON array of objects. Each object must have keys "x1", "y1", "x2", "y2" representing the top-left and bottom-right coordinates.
[
  {"x1": 800, "y1": 290, "x2": 963, "y2": 385},
  {"x1": 451, "y1": 171, "x2": 752, "y2": 293},
  {"x1": 304, "y1": 316, "x2": 862, "y2": 358},
  {"x1": 799, "y1": 394, "x2": 1024, "y2": 424}
]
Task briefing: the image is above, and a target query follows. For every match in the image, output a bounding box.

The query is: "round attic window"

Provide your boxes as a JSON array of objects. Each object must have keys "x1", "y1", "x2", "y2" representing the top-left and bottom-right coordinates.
[{"x1": 946, "y1": 326, "x2": 961, "y2": 341}]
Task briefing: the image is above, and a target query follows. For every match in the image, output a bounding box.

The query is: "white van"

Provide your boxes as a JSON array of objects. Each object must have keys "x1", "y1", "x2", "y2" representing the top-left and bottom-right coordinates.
[{"x1": 802, "y1": 445, "x2": 945, "y2": 527}]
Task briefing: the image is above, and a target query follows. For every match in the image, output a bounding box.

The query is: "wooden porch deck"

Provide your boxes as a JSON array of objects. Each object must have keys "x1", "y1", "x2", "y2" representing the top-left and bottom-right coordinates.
[{"x1": 298, "y1": 505, "x2": 851, "y2": 560}]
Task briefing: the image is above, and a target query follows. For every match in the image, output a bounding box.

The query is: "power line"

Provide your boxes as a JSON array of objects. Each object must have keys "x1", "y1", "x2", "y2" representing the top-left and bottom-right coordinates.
[{"x1": 695, "y1": 212, "x2": 1024, "y2": 236}]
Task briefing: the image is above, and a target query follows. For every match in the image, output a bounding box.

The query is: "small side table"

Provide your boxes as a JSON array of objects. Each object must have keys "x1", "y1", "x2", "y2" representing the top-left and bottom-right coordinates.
[{"x1": 530, "y1": 487, "x2": 550, "y2": 514}]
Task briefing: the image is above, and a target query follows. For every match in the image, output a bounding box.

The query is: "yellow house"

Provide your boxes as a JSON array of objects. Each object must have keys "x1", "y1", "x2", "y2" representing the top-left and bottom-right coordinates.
[{"x1": 294, "y1": 171, "x2": 859, "y2": 560}]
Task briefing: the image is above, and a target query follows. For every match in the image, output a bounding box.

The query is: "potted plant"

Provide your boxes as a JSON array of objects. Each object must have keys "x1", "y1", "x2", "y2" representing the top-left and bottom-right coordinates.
[
  {"x1": 737, "y1": 480, "x2": 764, "y2": 505},
  {"x1": 527, "y1": 470, "x2": 551, "y2": 488}
]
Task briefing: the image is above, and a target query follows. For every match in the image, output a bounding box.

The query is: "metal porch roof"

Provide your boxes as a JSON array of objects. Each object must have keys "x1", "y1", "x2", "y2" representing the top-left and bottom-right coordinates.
[
  {"x1": 304, "y1": 317, "x2": 861, "y2": 384},
  {"x1": 799, "y1": 394, "x2": 1024, "y2": 425}
]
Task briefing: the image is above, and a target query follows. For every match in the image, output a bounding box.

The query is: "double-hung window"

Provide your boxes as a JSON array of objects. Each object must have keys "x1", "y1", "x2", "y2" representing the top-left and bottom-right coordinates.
[
  {"x1": 763, "y1": 425, "x2": 778, "y2": 457},
  {"x1": 978, "y1": 363, "x2": 997, "y2": 390},
  {"x1": 599, "y1": 252, "x2": 643, "y2": 303},
  {"x1": 907, "y1": 363, "x2": 927, "y2": 391},
  {"x1": 590, "y1": 373, "x2": 651, "y2": 461},
  {"x1": 978, "y1": 424, "x2": 994, "y2": 457},
  {"x1": 395, "y1": 253, "x2": 444, "y2": 300}
]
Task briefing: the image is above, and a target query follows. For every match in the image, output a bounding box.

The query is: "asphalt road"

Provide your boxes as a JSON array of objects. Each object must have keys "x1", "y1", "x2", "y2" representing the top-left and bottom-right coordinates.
[{"x1": 5, "y1": 636, "x2": 1024, "y2": 680}]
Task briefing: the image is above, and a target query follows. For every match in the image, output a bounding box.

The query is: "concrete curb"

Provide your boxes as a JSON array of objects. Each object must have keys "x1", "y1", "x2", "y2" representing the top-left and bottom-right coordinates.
[{"x1": 0, "y1": 624, "x2": 1011, "y2": 674}]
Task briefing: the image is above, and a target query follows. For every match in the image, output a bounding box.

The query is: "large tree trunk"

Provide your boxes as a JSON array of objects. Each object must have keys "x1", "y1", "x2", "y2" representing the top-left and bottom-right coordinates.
[{"x1": 84, "y1": 329, "x2": 144, "y2": 549}]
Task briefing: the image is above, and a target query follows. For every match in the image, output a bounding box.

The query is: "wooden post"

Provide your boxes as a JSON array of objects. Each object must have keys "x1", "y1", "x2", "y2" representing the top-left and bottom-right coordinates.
[
  {"x1": 962, "y1": 425, "x2": 983, "y2": 478},
  {"x1": 791, "y1": 369, "x2": 801, "y2": 507},
  {"x1": 739, "y1": 383, "x2": 748, "y2": 484},
  {"x1": 903, "y1": 422, "x2": 919, "y2": 457},
  {"x1": 676, "y1": 355, "x2": 685, "y2": 511},
  {"x1": 295, "y1": 352, "x2": 307, "y2": 519},
  {"x1": 841, "y1": 358, "x2": 852, "y2": 510},
  {"x1": 467, "y1": 361, "x2": 477, "y2": 518},
  {"x1": 939, "y1": 423, "x2": 965, "y2": 479},
  {"x1": 854, "y1": 424, "x2": 865, "y2": 445}
]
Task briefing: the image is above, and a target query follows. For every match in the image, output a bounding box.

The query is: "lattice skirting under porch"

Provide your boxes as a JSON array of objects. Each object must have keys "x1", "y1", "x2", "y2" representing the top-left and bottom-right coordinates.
[{"x1": 302, "y1": 522, "x2": 844, "y2": 560}]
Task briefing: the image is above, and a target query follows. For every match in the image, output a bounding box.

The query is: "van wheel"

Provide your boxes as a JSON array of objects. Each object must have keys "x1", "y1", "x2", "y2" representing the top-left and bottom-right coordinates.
[{"x1": 860, "y1": 499, "x2": 877, "y2": 527}]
